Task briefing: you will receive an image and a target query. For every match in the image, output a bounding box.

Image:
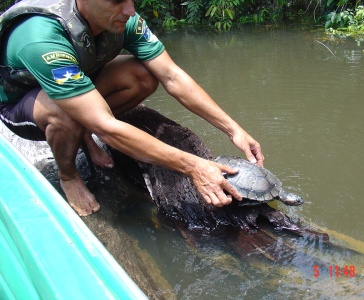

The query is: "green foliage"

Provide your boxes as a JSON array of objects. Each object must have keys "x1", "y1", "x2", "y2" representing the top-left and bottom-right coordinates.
[
  {"x1": 326, "y1": 0, "x2": 349, "y2": 8},
  {"x1": 136, "y1": 0, "x2": 285, "y2": 32},
  {"x1": 182, "y1": 0, "x2": 205, "y2": 25},
  {"x1": 325, "y1": 9, "x2": 353, "y2": 29},
  {"x1": 137, "y1": 0, "x2": 168, "y2": 24},
  {"x1": 205, "y1": 0, "x2": 240, "y2": 31},
  {"x1": 324, "y1": 3, "x2": 364, "y2": 34},
  {"x1": 162, "y1": 13, "x2": 184, "y2": 29},
  {"x1": 238, "y1": 8, "x2": 277, "y2": 25},
  {"x1": 3, "y1": 0, "x2": 363, "y2": 34},
  {"x1": 136, "y1": 0, "x2": 187, "y2": 30},
  {"x1": 0, "y1": 0, "x2": 16, "y2": 12},
  {"x1": 348, "y1": 5, "x2": 364, "y2": 31}
]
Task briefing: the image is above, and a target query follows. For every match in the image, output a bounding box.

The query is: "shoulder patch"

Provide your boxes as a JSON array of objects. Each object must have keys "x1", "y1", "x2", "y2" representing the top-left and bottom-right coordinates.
[
  {"x1": 134, "y1": 16, "x2": 159, "y2": 43},
  {"x1": 143, "y1": 26, "x2": 159, "y2": 43},
  {"x1": 42, "y1": 51, "x2": 79, "y2": 64},
  {"x1": 51, "y1": 65, "x2": 83, "y2": 84},
  {"x1": 135, "y1": 16, "x2": 145, "y2": 34}
]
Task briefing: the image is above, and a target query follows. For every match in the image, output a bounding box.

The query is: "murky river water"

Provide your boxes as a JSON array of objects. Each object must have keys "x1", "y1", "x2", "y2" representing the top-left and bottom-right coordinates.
[
  {"x1": 115, "y1": 27, "x2": 364, "y2": 299},
  {"x1": 146, "y1": 27, "x2": 364, "y2": 237}
]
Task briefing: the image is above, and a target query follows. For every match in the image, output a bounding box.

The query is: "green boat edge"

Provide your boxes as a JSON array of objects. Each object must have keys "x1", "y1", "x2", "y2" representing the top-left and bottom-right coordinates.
[{"x1": 0, "y1": 133, "x2": 148, "y2": 300}]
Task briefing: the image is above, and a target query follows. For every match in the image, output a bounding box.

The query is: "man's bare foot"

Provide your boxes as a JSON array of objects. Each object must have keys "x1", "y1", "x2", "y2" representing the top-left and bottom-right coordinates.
[
  {"x1": 83, "y1": 134, "x2": 115, "y2": 169},
  {"x1": 60, "y1": 174, "x2": 100, "y2": 216}
]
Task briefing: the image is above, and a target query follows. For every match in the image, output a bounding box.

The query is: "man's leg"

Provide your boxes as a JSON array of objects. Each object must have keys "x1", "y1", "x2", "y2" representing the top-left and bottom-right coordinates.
[
  {"x1": 83, "y1": 131, "x2": 115, "y2": 169},
  {"x1": 37, "y1": 55, "x2": 157, "y2": 216},
  {"x1": 33, "y1": 90, "x2": 100, "y2": 216},
  {"x1": 1, "y1": 88, "x2": 98, "y2": 216}
]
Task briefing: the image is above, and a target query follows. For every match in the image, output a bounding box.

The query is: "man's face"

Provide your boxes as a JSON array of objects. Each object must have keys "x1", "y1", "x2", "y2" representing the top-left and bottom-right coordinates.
[{"x1": 78, "y1": 0, "x2": 136, "y2": 35}]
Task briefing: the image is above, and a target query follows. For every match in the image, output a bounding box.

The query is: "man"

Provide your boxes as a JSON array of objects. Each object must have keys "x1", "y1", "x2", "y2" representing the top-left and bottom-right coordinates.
[{"x1": 0, "y1": 0, "x2": 264, "y2": 216}]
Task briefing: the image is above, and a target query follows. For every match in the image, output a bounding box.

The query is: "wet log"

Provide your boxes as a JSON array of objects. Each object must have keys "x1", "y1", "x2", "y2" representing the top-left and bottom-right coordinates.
[{"x1": 111, "y1": 104, "x2": 328, "y2": 247}]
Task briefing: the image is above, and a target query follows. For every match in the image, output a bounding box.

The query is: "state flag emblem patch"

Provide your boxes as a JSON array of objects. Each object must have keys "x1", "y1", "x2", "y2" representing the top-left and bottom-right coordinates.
[{"x1": 51, "y1": 65, "x2": 83, "y2": 84}]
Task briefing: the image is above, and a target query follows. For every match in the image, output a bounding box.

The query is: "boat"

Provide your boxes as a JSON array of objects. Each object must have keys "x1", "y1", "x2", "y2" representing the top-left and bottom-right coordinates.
[{"x1": 0, "y1": 133, "x2": 147, "y2": 299}]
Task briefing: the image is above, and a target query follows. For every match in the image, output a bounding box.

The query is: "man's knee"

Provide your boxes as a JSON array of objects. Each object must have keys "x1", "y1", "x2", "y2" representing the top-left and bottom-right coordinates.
[
  {"x1": 115, "y1": 56, "x2": 159, "y2": 97},
  {"x1": 34, "y1": 90, "x2": 84, "y2": 139},
  {"x1": 95, "y1": 55, "x2": 159, "y2": 97},
  {"x1": 45, "y1": 112, "x2": 84, "y2": 140}
]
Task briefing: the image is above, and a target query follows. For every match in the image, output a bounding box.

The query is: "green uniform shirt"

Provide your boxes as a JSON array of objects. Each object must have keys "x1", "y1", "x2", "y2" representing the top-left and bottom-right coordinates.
[{"x1": 0, "y1": 13, "x2": 165, "y2": 102}]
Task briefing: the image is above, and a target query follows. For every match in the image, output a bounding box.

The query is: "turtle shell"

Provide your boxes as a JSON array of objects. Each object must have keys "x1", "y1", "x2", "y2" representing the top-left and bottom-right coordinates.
[{"x1": 215, "y1": 155, "x2": 282, "y2": 202}]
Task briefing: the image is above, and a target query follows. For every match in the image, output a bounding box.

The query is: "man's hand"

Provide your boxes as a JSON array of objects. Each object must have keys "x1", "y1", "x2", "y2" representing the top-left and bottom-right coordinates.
[
  {"x1": 231, "y1": 129, "x2": 264, "y2": 167},
  {"x1": 189, "y1": 159, "x2": 242, "y2": 207}
]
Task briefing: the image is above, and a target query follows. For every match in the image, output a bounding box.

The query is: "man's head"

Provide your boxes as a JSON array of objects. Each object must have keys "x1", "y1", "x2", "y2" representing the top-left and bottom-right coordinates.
[{"x1": 76, "y1": 0, "x2": 135, "y2": 36}]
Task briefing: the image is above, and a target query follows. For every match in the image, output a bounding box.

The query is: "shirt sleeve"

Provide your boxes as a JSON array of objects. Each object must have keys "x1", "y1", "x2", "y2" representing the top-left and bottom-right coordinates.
[
  {"x1": 10, "y1": 16, "x2": 95, "y2": 100},
  {"x1": 123, "y1": 13, "x2": 165, "y2": 61}
]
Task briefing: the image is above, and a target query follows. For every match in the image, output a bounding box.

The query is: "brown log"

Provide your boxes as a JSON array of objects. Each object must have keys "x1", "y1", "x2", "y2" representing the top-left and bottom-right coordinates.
[{"x1": 110, "y1": 104, "x2": 332, "y2": 262}]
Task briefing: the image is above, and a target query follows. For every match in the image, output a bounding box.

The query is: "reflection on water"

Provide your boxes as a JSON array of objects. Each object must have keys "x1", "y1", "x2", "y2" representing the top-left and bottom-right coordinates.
[
  {"x1": 120, "y1": 197, "x2": 364, "y2": 299},
  {"x1": 123, "y1": 27, "x2": 364, "y2": 298}
]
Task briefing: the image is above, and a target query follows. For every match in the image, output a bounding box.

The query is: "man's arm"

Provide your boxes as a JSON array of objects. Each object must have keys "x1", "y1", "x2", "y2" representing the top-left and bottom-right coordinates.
[
  {"x1": 54, "y1": 89, "x2": 242, "y2": 206},
  {"x1": 142, "y1": 50, "x2": 264, "y2": 166}
]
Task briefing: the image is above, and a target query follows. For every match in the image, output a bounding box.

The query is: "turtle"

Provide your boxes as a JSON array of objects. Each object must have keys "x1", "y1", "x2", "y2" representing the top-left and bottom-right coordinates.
[{"x1": 215, "y1": 155, "x2": 304, "y2": 206}]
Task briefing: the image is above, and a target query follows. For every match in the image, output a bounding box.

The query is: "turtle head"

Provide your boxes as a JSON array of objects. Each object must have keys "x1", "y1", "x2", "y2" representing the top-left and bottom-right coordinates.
[{"x1": 278, "y1": 190, "x2": 304, "y2": 206}]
